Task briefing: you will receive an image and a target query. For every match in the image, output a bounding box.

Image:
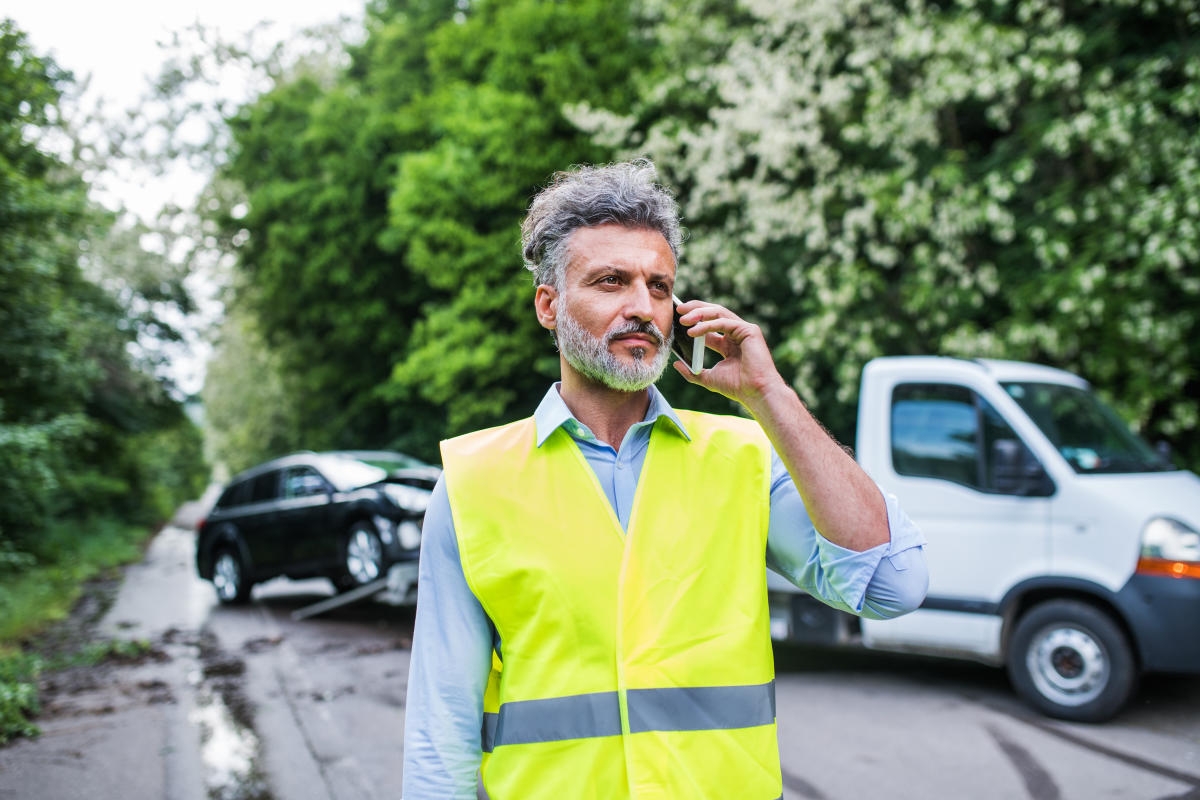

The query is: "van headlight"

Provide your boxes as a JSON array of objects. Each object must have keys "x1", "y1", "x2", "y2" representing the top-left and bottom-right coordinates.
[{"x1": 1137, "y1": 517, "x2": 1200, "y2": 579}]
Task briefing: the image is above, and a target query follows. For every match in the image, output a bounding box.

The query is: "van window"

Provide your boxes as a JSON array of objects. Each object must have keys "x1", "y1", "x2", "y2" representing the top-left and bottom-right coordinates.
[
  {"x1": 1002, "y1": 382, "x2": 1173, "y2": 474},
  {"x1": 250, "y1": 470, "x2": 281, "y2": 503},
  {"x1": 891, "y1": 383, "x2": 1045, "y2": 495}
]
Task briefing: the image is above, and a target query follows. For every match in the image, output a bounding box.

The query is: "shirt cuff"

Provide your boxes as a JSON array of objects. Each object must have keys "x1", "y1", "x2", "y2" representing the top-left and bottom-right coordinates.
[
  {"x1": 811, "y1": 489, "x2": 926, "y2": 611},
  {"x1": 811, "y1": 532, "x2": 887, "y2": 613}
]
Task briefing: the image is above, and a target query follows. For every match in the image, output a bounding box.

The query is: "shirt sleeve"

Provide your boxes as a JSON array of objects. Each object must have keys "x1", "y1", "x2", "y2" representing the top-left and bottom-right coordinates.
[
  {"x1": 765, "y1": 449, "x2": 928, "y2": 619},
  {"x1": 402, "y1": 476, "x2": 493, "y2": 800}
]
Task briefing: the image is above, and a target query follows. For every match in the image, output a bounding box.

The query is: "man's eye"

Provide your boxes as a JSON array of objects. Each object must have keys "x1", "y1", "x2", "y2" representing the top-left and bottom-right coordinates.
[{"x1": 599, "y1": 275, "x2": 620, "y2": 285}]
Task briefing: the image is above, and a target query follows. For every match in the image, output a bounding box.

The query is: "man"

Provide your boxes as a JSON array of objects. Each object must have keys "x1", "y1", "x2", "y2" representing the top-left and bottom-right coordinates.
[{"x1": 402, "y1": 160, "x2": 927, "y2": 800}]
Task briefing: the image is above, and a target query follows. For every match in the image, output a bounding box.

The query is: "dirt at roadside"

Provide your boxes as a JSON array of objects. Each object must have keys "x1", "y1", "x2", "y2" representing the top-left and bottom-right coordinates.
[
  {"x1": 12, "y1": 571, "x2": 168, "y2": 730},
  {"x1": 0, "y1": 524, "x2": 270, "y2": 800},
  {"x1": 22, "y1": 571, "x2": 123, "y2": 660}
]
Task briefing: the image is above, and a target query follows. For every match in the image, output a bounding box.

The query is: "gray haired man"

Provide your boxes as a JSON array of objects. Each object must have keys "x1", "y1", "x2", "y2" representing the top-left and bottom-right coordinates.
[{"x1": 401, "y1": 160, "x2": 927, "y2": 799}]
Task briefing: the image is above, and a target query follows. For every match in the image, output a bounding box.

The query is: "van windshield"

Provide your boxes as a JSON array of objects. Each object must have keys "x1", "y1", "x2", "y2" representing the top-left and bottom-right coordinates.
[{"x1": 1001, "y1": 382, "x2": 1174, "y2": 474}]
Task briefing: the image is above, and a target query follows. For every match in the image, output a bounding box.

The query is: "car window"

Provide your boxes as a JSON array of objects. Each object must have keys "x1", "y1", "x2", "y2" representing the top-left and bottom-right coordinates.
[
  {"x1": 215, "y1": 484, "x2": 236, "y2": 509},
  {"x1": 250, "y1": 470, "x2": 281, "y2": 503},
  {"x1": 283, "y1": 466, "x2": 327, "y2": 498},
  {"x1": 891, "y1": 382, "x2": 1045, "y2": 495},
  {"x1": 216, "y1": 479, "x2": 251, "y2": 509}
]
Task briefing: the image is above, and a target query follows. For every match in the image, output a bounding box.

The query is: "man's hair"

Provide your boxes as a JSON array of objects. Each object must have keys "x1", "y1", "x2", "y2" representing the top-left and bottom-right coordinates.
[{"x1": 520, "y1": 159, "x2": 683, "y2": 290}]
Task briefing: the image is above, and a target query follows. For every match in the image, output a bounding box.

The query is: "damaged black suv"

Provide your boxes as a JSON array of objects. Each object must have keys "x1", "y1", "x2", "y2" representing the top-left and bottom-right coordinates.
[{"x1": 195, "y1": 450, "x2": 439, "y2": 604}]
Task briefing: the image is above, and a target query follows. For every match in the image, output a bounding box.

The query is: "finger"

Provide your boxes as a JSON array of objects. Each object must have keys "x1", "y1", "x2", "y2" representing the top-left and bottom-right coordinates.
[
  {"x1": 688, "y1": 316, "x2": 751, "y2": 343},
  {"x1": 672, "y1": 359, "x2": 701, "y2": 382},
  {"x1": 699, "y1": 331, "x2": 734, "y2": 358},
  {"x1": 679, "y1": 303, "x2": 741, "y2": 327},
  {"x1": 674, "y1": 298, "x2": 712, "y2": 316}
]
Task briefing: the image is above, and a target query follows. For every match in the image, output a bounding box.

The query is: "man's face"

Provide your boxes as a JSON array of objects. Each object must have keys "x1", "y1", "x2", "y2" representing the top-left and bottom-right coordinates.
[{"x1": 547, "y1": 224, "x2": 677, "y2": 392}]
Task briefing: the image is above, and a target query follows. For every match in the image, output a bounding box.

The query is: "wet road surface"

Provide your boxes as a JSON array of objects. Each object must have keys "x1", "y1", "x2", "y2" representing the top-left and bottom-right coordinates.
[{"x1": 1, "y1": 522, "x2": 1198, "y2": 799}]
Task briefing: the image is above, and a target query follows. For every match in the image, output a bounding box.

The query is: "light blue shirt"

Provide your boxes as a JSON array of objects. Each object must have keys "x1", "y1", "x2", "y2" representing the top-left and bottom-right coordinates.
[{"x1": 402, "y1": 385, "x2": 927, "y2": 799}]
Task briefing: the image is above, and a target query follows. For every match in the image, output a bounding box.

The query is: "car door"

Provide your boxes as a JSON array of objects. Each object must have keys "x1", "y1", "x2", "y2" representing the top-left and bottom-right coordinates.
[
  {"x1": 862, "y1": 382, "x2": 1053, "y2": 658},
  {"x1": 276, "y1": 465, "x2": 334, "y2": 570},
  {"x1": 241, "y1": 469, "x2": 285, "y2": 569}
]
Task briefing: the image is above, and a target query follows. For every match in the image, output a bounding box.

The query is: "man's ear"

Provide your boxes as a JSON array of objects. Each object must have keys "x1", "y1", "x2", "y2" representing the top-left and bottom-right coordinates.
[{"x1": 534, "y1": 284, "x2": 558, "y2": 331}]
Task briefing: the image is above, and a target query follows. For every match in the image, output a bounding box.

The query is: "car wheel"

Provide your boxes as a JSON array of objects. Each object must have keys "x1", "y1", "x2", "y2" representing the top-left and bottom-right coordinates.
[
  {"x1": 1006, "y1": 599, "x2": 1136, "y2": 722},
  {"x1": 338, "y1": 521, "x2": 385, "y2": 590},
  {"x1": 212, "y1": 546, "x2": 252, "y2": 605}
]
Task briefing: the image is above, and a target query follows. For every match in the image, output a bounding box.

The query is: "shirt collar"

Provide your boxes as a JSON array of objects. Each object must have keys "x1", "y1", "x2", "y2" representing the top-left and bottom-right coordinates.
[{"x1": 533, "y1": 383, "x2": 690, "y2": 448}]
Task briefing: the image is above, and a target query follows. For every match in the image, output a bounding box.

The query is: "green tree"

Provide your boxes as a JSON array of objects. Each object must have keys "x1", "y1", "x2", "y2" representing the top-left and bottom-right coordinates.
[
  {"x1": 213, "y1": 3, "x2": 458, "y2": 462},
  {"x1": 579, "y1": 0, "x2": 1200, "y2": 466},
  {"x1": 1, "y1": 20, "x2": 207, "y2": 553},
  {"x1": 212, "y1": 0, "x2": 655, "y2": 464},
  {"x1": 202, "y1": 300, "x2": 305, "y2": 475},
  {"x1": 382, "y1": 0, "x2": 654, "y2": 433}
]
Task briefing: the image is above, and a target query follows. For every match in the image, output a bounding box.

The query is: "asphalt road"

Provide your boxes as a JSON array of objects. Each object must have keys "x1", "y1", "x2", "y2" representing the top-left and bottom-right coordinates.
[{"x1": 1, "y1": 521, "x2": 1198, "y2": 800}]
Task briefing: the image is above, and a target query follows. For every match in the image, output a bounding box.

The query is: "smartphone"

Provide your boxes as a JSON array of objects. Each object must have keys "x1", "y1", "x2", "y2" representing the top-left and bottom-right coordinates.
[{"x1": 671, "y1": 296, "x2": 705, "y2": 374}]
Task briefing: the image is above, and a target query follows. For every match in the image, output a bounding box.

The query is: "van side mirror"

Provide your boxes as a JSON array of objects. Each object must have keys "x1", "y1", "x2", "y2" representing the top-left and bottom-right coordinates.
[{"x1": 991, "y1": 439, "x2": 1055, "y2": 497}]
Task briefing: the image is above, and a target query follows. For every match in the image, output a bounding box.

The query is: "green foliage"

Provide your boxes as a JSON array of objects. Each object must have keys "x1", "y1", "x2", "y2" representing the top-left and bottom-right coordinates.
[
  {"x1": 0, "y1": 518, "x2": 149, "y2": 642},
  {"x1": 0, "y1": 637, "x2": 153, "y2": 744},
  {"x1": 0, "y1": 650, "x2": 41, "y2": 744},
  {"x1": 579, "y1": 0, "x2": 1200, "y2": 465},
  {"x1": 1, "y1": 21, "x2": 208, "y2": 560},
  {"x1": 206, "y1": 0, "x2": 651, "y2": 466},
  {"x1": 0, "y1": 514, "x2": 156, "y2": 745},
  {"x1": 203, "y1": 302, "x2": 306, "y2": 473},
  {"x1": 192, "y1": 0, "x2": 1198, "y2": 471},
  {"x1": 67, "y1": 637, "x2": 153, "y2": 667}
]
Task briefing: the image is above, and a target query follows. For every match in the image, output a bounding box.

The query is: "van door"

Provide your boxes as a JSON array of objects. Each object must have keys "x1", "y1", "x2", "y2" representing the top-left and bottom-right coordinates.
[{"x1": 862, "y1": 382, "x2": 1054, "y2": 660}]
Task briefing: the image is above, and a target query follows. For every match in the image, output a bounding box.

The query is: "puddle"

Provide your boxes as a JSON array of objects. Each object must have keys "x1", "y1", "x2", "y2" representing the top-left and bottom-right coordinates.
[{"x1": 184, "y1": 632, "x2": 274, "y2": 800}]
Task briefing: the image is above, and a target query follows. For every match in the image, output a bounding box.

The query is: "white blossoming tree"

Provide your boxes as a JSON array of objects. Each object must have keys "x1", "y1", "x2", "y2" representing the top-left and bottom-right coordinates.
[{"x1": 576, "y1": 0, "x2": 1200, "y2": 466}]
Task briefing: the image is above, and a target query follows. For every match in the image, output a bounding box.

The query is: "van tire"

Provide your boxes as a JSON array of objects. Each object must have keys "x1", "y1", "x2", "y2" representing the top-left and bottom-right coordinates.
[{"x1": 1007, "y1": 600, "x2": 1136, "y2": 723}]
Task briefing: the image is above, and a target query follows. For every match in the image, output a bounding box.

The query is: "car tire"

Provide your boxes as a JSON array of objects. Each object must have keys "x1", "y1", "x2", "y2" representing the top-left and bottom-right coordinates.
[
  {"x1": 337, "y1": 521, "x2": 386, "y2": 591},
  {"x1": 1006, "y1": 599, "x2": 1136, "y2": 723},
  {"x1": 212, "y1": 546, "x2": 253, "y2": 605}
]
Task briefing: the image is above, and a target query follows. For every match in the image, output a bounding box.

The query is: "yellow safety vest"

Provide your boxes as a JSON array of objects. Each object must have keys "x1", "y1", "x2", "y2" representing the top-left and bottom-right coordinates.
[{"x1": 441, "y1": 410, "x2": 782, "y2": 800}]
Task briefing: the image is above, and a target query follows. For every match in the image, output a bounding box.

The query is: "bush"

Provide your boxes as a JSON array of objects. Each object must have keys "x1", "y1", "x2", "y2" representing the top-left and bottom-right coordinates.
[{"x1": 0, "y1": 651, "x2": 41, "y2": 744}]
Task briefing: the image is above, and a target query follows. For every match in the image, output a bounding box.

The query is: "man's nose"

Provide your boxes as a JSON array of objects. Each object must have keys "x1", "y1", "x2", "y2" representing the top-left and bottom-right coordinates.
[{"x1": 624, "y1": 282, "x2": 655, "y2": 321}]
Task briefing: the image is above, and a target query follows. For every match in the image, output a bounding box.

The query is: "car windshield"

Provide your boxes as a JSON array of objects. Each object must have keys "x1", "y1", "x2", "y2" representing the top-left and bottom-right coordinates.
[
  {"x1": 349, "y1": 452, "x2": 433, "y2": 472},
  {"x1": 1001, "y1": 382, "x2": 1173, "y2": 474},
  {"x1": 315, "y1": 455, "x2": 389, "y2": 491}
]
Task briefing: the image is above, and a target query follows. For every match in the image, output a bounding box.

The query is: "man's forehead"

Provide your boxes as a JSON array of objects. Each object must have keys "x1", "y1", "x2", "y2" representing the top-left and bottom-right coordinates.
[{"x1": 564, "y1": 224, "x2": 677, "y2": 271}]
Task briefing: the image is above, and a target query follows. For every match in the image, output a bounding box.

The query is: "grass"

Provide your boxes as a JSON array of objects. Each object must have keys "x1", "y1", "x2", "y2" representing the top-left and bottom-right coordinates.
[{"x1": 0, "y1": 516, "x2": 156, "y2": 744}]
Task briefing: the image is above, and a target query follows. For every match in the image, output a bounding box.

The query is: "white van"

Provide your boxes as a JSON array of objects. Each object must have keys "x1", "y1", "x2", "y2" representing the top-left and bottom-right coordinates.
[{"x1": 769, "y1": 356, "x2": 1200, "y2": 722}]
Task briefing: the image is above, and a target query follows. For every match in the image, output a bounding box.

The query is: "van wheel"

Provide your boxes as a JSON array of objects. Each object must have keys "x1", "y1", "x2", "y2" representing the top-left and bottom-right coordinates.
[
  {"x1": 212, "y1": 546, "x2": 253, "y2": 605},
  {"x1": 1007, "y1": 600, "x2": 1136, "y2": 722},
  {"x1": 336, "y1": 521, "x2": 385, "y2": 590}
]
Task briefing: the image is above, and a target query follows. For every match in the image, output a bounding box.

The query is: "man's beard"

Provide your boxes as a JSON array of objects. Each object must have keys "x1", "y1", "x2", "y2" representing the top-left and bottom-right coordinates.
[{"x1": 556, "y1": 307, "x2": 673, "y2": 392}]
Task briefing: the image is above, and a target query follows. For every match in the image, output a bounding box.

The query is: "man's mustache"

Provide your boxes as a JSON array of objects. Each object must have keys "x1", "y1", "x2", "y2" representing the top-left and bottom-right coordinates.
[{"x1": 605, "y1": 320, "x2": 668, "y2": 348}]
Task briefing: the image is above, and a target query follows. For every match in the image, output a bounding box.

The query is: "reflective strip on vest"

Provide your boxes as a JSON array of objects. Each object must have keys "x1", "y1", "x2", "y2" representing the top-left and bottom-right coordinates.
[{"x1": 483, "y1": 681, "x2": 775, "y2": 752}]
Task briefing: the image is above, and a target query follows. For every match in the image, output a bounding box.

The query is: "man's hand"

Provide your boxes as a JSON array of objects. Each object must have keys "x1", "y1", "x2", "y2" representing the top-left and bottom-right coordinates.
[
  {"x1": 672, "y1": 298, "x2": 890, "y2": 552},
  {"x1": 671, "y1": 299, "x2": 789, "y2": 409}
]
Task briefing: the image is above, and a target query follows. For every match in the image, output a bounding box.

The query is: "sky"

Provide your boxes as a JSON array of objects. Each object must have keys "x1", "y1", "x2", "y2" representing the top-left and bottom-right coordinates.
[
  {"x1": 7, "y1": 0, "x2": 366, "y2": 396},
  {"x1": 9, "y1": 0, "x2": 364, "y2": 110}
]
